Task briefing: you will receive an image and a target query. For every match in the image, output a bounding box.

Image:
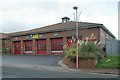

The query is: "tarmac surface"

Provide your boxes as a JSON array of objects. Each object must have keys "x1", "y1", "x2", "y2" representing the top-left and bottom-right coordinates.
[
  {"x1": 2, "y1": 54, "x2": 119, "y2": 78},
  {"x1": 2, "y1": 54, "x2": 62, "y2": 66}
]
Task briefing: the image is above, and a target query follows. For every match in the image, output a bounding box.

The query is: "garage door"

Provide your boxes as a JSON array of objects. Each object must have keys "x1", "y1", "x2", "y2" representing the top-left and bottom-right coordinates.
[
  {"x1": 24, "y1": 40, "x2": 33, "y2": 54},
  {"x1": 51, "y1": 38, "x2": 63, "y2": 54},
  {"x1": 13, "y1": 41, "x2": 21, "y2": 54},
  {"x1": 37, "y1": 39, "x2": 46, "y2": 54}
]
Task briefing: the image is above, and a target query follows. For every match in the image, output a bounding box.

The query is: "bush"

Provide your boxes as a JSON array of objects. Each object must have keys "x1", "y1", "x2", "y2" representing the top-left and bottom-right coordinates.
[
  {"x1": 64, "y1": 45, "x2": 76, "y2": 58},
  {"x1": 69, "y1": 56, "x2": 76, "y2": 63},
  {"x1": 64, "y1": 41, "x2": 100, "y2": 62},
  {"x1": 2, "y1": 48, "x2": 6, "y2": 53},
  {"x1": 79, "y1": 41, "x2": 99, "y2": 58}
]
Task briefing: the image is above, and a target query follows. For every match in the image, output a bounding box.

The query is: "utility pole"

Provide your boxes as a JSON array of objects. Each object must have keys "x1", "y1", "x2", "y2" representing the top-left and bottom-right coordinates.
[{"x1": 73, "y1": 6, "x2": 79, "y2": 69}]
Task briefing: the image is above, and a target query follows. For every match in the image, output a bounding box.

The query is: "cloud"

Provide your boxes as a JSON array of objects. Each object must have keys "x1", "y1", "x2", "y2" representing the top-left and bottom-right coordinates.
[
  {"x1": 81, "y1": 14, "x2": 118, "y2": 37},
  {"x1": 118, "y1": 1, "x2": 120, "y2": 39},
  {"x1": 0, "y1": 0, "x2": 119, "y2": 38}
]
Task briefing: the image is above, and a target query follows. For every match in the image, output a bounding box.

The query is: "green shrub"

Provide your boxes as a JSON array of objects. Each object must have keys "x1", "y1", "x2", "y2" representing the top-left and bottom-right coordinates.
[
  {"x1": 96, "y1": 56, "x2": 120, "y2": 68},
  {"x1": 2, "y1": 48, "x2": 6, "y2": 53},
  {"x1": 64, "y1": 45, "x2": 76, "y2": 58},
  {"x1": 69, "y1": 56, "x2": 76, "y2": 63},
  {"x1": 64, "y1": 41, "x2": 100, "y2": 62},
  {"x1": 79, "y1": 41, "x2": 99, "y2": 58}
]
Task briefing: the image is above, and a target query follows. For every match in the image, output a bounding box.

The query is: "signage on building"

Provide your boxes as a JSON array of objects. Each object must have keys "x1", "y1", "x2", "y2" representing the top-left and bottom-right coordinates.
[
  {"x1": 33, "y1": 34, "x2": 38, "y2": 39},
  {"x1": 39, "y1": 34, "x2": 43, "y2": 38},
  {"x1": 54, "y1": 33, "x2": 58, "y2": 37},
  {"x1": 15, "y1": 37, "x2": 18, "y2": 40},
  {"x1": 28, "y1": 34, "x2": 39, "y2": 39},
  {"x1": 29, "y1": 34, "x2": 33, "y2": 39}
]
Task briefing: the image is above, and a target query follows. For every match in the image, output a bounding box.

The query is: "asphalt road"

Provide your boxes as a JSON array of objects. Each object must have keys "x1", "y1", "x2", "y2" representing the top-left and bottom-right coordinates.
[
  {"x1": 2, "y1": 55, "x2": 119, "y2": 78},
  {"x1": 2, "y1": 54, "x2": 62, "y2": 66},
  {"x1": 2, "y1": 65, "x2": 118, "y2": 78}
]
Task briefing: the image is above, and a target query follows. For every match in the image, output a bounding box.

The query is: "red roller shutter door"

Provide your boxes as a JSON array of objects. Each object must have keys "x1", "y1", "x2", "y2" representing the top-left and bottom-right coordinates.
[
  {"x1": 13, "y1": 41, "x2": 21, "y2": 54},
  {"x1": 51, "y1": 38, "x2": 63, "y2": 54},
  {"x1": 24, "y1": 40, "x2": 33, "y2": 54},
  {"x1": 37, "y1": 39, "x2": 46, "y2": 54}
]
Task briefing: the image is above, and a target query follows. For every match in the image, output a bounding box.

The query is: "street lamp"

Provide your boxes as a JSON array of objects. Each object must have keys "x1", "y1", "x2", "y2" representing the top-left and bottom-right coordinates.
[{"x1": 73, "y1": 6, "x2": 79, "y2": 69}]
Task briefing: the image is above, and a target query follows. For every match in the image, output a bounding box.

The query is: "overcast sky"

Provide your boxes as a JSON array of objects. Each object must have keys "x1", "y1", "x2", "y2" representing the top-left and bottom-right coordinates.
[{"x1": 0, "y1": 0, "x2": 119, "y2": 38}]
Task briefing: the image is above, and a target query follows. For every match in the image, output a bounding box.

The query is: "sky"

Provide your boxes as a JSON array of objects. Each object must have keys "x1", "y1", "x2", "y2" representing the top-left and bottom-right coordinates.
[
  {"x1": 0, "y1": 0, "x2": 119, "y2": 39},
  {"x1": 118, "y1": 1, "x2": 120, "y2": 40}
]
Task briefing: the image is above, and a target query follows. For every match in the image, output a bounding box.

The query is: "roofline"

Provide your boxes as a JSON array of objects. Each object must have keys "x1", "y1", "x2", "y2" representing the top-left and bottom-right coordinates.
[
  {"x1": 8, "y1": 21, "x2": 116, "y2": 38},
  {"x1": 8, "y1": 26, "x2": 100, "y2": 37},
  {"x1": 99, "y1": 24, "x2": 116, "y2": 38},
  {"x1": 0, "y1": 33, "x2": 10, "y2": 39}
]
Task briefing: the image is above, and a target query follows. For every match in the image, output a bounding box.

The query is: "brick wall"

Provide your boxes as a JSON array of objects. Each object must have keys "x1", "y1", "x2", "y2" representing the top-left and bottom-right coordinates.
[
  {"x1": 3, "y1": 27, "x2": 113, "y2": 55},
  {"x1": 2, "y1": 39, "x2": 10, "y2": 54}
]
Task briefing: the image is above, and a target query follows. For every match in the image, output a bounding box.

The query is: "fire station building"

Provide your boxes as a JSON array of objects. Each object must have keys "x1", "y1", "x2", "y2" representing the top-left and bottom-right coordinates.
[{"x1": 1, "y1": 17, "x2": 116, "y2": 55}]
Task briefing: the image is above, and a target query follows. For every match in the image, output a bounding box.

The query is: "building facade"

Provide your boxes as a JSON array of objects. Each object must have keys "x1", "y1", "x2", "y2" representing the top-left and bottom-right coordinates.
[
  {"x1": 1, "y1": 17, "x2": 116, "y2": 55},
  {"x1": 0, "y1": 33, "x2": 10, "y2": 54}
]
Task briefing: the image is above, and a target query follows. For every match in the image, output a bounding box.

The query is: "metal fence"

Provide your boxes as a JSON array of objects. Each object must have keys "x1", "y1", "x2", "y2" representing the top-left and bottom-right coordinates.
[
  {"x1": 106, "y1": 39, "x2": 119, "y2": 56},
  {"x1": 118, "y1": 40, "x2": 120, "y2": 56}
]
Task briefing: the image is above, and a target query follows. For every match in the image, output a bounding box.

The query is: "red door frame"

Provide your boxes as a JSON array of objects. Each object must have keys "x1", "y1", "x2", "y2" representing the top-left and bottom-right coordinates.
[
  {"x1": 13, "y1": 41, "x2": 21, "y2": 54},
  {"x1": 37, "y1": 39, "x2": 46, "y2": 54}
]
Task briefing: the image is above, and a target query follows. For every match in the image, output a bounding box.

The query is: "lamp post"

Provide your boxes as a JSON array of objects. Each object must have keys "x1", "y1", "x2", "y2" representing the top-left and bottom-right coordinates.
[{"x1": 73, "y1": 6, "x2": 79, "y2": 69}]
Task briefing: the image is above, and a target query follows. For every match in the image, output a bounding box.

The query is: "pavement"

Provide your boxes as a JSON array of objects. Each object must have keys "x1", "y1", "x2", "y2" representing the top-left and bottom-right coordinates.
[{"x1": 58, "y1": 60, "x2": 120, "y2": 75}]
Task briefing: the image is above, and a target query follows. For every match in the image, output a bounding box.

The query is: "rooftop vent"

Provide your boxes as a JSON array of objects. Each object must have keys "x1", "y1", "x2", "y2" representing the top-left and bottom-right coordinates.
[{"x1": 61, "y1": 17, "x2": 70, "y2": 23}]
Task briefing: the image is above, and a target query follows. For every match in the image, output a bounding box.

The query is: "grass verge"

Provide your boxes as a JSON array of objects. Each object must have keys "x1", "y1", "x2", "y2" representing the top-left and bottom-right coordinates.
[{"x1": 96, "y1": 56, "x2": 120, "y2": 69}]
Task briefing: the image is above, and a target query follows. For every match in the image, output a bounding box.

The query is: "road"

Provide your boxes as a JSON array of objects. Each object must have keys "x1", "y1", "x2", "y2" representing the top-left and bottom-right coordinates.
[
  {"x1": 2, "y1": 54, "x2": 62, "y2": 66},
  {"x1": 2, "y1": 54, "x2": 119, "y2": 78}
]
